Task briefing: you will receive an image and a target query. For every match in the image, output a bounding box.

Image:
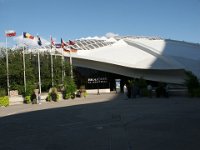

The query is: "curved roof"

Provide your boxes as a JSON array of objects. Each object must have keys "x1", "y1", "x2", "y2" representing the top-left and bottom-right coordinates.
[{"x1": 56, "y1": 36, "x2": 200, "y2": 84}]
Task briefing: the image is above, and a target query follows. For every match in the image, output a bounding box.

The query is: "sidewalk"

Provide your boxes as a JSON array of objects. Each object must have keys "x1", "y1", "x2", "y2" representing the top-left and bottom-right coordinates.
[{"x1": 0, "y1": 93, "x2": 120, "y2": 117}]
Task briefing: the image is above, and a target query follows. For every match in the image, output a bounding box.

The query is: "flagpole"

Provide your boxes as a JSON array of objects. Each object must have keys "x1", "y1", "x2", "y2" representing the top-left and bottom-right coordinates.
[
  {"x1": 62, "y1": 45, "x2": 64, "y2": 85},
  {"x1": 69, "y1": 50, "x2": 73, "y2": 78},
  {"x1": 38, "y1": 47, "x2": 41, "y2": 96},
  {"x1": 50, "y1": 36, "x2": 54, "y2": 87},
  {"x1": 23, "y1": 34, "x2": 27, "y2": 94},
  {"x1": 5, "y1": 36, "x2": 10, "y2": 96}
]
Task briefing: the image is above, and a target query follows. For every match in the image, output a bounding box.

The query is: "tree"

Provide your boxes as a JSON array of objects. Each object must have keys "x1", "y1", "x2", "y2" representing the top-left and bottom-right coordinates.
[
  {"x1": 185, "y1": 71, "x2": 200, "y2": 97},
  {"x1": 0, "y1": 47, "x2": 73, "y2": 96}
]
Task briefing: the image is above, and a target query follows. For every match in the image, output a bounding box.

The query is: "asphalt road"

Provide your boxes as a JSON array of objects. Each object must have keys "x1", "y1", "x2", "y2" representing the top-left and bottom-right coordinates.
[{"x1": 0, "y1": 94, "x2": 200, "y2": 150}]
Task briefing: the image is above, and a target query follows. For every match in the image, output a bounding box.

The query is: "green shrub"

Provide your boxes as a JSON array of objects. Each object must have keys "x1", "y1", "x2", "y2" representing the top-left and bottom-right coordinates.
[
  {"x1": 46, "y1": 93, "x2": 51, "y2": 102},
  {"x1": 46, "y1": 87, "x2": 59, "y2": 102},
  {"x1": 24, "y1": 96, "x2": 31, "y2": 104},
  {"x1": 63, "y1": 77, "x2": 77, "y2": 99},
  {"x1": 56, "y1": 92, "x2": 60, "y2": 101},
  {"x1": 0, "y1": 96, "x2": 9, "y2": 107},
  {"x1": 64, "y1": 93, "x2": 71, "y2": 99},
  {"x1": 83, "y1": 91, "x2": 88, "y2": 98}
]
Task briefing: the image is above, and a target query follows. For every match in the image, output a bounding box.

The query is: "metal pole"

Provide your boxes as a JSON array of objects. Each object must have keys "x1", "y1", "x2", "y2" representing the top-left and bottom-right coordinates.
[
  {"x1": 5, "y1": 36, "x2": 10, "y2": 96},
  {"x1": 62, "y1": 48, "x2": 64, "y2": 85},
  {"x1": 69, "y1": 50, "x2": 73, "y2": 78},
  {"x1": 23, "y1": 45, "x2": 27, "y2": 93},
  {"x1": 37, "y1": 48, "x2": 41, "y2": 95},
  {"x1": 50, "y1": 47, "x2": 54, "y2": 87}
]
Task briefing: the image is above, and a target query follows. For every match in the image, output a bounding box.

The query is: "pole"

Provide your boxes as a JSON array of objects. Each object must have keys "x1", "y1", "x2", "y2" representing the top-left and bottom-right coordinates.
[
  {"x1": 69, "y1": 50, "x2": 73, "y2": 78},
  {"x1": 37, "y1": 48, "x2": 41, "y2": 95},
  {"x1": 5, "y1": 36, "x2": 10, "y2": 96},
  {"x1": 50, "y1": 46, "x2": 54, "y2": 87},
  {"x1": 23, "y1": 45, "x2": 27, "y2": 93},
  {"x1": 62, "y1": 48, "x2": 64, "y2": 85}
]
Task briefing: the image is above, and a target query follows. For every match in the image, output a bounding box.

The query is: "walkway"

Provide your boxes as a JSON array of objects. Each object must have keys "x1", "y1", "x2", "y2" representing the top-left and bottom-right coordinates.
[{"x1": 0, "y1": 94, "x2": 200, "y2": 150}]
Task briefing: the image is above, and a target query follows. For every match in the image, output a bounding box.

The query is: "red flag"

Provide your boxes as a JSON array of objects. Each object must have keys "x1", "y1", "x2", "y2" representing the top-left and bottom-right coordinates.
[
  {"x1": 69, "y1": 40, "x2": 75, "y2": 45},
  {"x1": 5, "y1": 30, "x2": 16, "y2": 37},
  {"x1": 50, "y1": 36, "x2": 55, "y2": 48},
  {"x1": 51, "y1": 36, "x2": 55, "y2": 45}
]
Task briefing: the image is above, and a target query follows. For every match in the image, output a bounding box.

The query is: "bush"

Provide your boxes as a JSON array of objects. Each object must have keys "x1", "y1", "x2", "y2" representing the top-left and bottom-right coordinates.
[
  {"x1": 46, "y1": 87, "x2": 59, "y2": 102},
  {"x1": 0, "y1": 96, "x2": 9, "y2": 107},
  {"x1": 83, "y1": 91, "x2": 88, "y2": 98},
  {"x1": 24, "y1": 96, "x2": 31, "y2": 104},
  {"x1": 63, "y1": 77, "x2": 77, "y2": 99},
  {"x1": 64, "y1": 93, "x2": 71, "y2": 99},
  {"x1": 46, "y1": 93, "x2": 51, "y2": 102}
]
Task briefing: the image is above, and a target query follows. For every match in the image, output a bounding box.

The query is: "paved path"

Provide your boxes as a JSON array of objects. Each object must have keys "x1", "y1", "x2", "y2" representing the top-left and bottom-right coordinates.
[{"x1": 0, "y1": 94, "x2": 200, "y2": 150}]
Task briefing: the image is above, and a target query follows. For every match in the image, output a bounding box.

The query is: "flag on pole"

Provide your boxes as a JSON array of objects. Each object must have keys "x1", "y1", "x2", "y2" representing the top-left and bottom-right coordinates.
[
  {"x1": 55, "y1": 44, "x2": 61, "y2": 48},
  {"x1": 69, "y1": 40, "x2": 75, "y2": 45},
  {"x1": 23, "y1": 32, "x2": 34, "y2": 39},
  {"x1": 50, "y1": 36, "x2": 55, "y2": 48},
  {"x1": 61, "y1": 38, "x2": 67, "y2": 48},
  {"x1": 37, "y1": 36, "x2": 42, "y2": 46},
  {"x1": 5, "y1": 30, "x2": 16, "y2": 37}
]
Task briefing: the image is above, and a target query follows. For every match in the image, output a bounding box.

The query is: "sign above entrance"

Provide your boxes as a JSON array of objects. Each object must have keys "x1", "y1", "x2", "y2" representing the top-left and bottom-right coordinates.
[{"x1": 88, "y1": 77, "x2": 107, "y2": 84}]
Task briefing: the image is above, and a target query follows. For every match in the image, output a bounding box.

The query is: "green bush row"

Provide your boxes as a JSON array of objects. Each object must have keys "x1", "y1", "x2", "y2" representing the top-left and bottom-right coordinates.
[{"x1": 0, "y1": 96, "x2": 9, "y2": 107}]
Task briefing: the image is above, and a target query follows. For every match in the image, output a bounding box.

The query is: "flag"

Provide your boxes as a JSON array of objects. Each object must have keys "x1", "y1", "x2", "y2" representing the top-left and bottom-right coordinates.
[
  {"x1": 61, "y1": 38, "x2": 67, "y2": 48},
  {"x1": 55, "y1": 44, "x2": 61, "y2": 48},
  {"x1": 50, "y1": 36, "x2": 55, "y2": 48},
  {"x1": 37, "y1": 36, "x2": 42, "y2": 46},
  {"x1": 5, "y1": 30, "x2": 16, "y2": 37},
  {"x1": 63, "y1": 48, "x2": 77, "y2": 53},
  {"x1": 69, "y1": 40, "x2": 75, "y2": 45},
  {"x1": 63, "y1": 47, "x2": 70, "y2": 52},
  {"x1": 23, "y1": 32, "x2": 34, "y2": 39}
]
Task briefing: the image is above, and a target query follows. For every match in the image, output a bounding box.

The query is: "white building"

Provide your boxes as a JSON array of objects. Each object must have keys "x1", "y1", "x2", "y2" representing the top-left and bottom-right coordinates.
[{"x1": 55, "y1": 36, "x2": 200, "y2": 84}]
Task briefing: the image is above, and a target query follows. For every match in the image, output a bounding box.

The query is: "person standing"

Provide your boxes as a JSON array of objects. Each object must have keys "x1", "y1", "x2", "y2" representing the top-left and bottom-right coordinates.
[{"x1": 123, "y1": 84, "x2": 127, "y2": 96}]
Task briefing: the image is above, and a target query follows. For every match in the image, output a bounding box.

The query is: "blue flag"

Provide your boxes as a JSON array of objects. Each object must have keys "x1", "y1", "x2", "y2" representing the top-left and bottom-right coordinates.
[{"x1": 37, "y1": 36, "x2": 42, "y2": 46}]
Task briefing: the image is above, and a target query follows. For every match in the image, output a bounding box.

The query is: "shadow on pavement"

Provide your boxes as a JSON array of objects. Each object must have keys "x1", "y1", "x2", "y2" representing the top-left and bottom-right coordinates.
[{"x1": 0, "y1": 94, "x2": 200, "y2": 150}]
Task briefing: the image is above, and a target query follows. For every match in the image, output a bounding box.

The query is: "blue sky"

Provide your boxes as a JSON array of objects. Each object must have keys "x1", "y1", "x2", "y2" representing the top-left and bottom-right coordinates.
[{"x1": 0, "y1": 0, "x2": 200, "y2": 47}]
